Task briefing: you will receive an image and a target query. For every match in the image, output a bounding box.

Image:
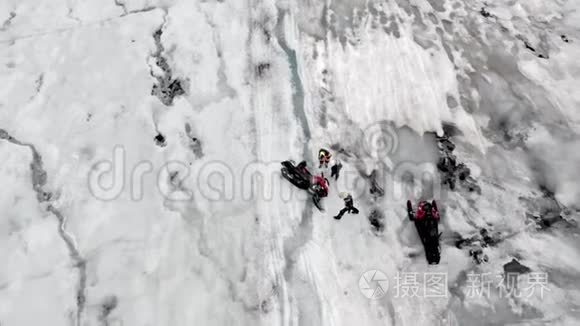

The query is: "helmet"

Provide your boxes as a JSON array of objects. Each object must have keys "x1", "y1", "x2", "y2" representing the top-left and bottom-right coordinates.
[{"x1": 319, "y1": 148, "x2": 331, "y2": 159}]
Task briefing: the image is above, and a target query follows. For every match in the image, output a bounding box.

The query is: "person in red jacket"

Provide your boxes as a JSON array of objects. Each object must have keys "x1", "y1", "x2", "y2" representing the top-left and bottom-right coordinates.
[
  {"x1": 310, "y1": 173, "x2": 329, "y2": 211},
  {"x1": 407, "y1": 199, "x2": 441, "y2": 264},
  {"x1": 318, "y1": 148, "x2": 332, "y2": 168},
  {"x1": 311, "y1": 173, "x2": 329, "y2": 197},
  {"x1": 408, "y1": 200, "x2": 440, "y2": 221}
]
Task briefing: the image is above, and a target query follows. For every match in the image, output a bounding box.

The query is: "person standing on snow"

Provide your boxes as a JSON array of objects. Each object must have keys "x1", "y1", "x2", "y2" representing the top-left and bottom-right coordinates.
[
  {"x1": 407, "y1": 200, "x2": 440, "y2": 221},
  {"x1": 331, "y1": 160, "x2": 342, "y2": 180},
  {"x1": 318, "y1": 148, "x2": 343, "y2": 180},
  {"x1": 407, "y1": 199, "x2": 441, "y2": 264},
  {"x1": 311, "y1": 172, "x2": 330, "y2": 211},
  {"x1": 311, "y1": 173, "x2": 329, "y2": 198},
  {"x1": 318, "y1": 148, "x2": 332, "y2": 168},
  {"x1": 334, "y1": 192, "x2": 359, "y2": 220}
]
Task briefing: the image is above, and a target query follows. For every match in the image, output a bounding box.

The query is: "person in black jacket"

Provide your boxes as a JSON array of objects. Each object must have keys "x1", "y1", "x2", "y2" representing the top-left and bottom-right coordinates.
[
  {"x1": 330, "y1": 160, "x2": 342, "y2": 180},
  {"x1": 334, "y1": 192, "x2": 359, "y2": 220}
]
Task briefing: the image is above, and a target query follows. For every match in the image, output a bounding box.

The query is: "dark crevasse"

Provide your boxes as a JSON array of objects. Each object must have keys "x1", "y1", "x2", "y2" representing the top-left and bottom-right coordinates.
[
  {"x1": 276, "y1": 9, "x2": 311, "y2": 162},
  {"x1": 274, "y1": 8, "x2": 323, "y2": 326}
]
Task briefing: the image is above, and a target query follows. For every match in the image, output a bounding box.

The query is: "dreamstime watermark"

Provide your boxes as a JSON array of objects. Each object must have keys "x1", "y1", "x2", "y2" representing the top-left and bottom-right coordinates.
[
  {"x1": 87, "y1": 121, "x2": 446, "y2": 202},
  {"x1": 87, "y1": 151, "x2": 443, "y2": 202},
  {"x1": 362, "y1": 121, "x2": 399, "y2": 164}
]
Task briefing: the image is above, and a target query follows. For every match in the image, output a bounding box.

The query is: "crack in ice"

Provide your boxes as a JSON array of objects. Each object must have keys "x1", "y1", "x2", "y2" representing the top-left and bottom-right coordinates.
[
  {"x1": 273, "y1": 8, "x2": 324, "y2": 324},
  {"x1": 275, "y1": 9, "x2": 311, "y2": 161},
  {"x1": 0, "y1": 12, "x2": 16, "y2": 31},
  {"x1": 113, "y1": 0, "x2": 129, "y2": 16},
  {"x1": 197, "y1": 3, "x2": 237, "y2": 100},
  {"x1": 0, "y1": 129, "x2": 87, "y2": 326},
  {"x1": 113, "y1": 0, "x2": 157, "y2": 18}
]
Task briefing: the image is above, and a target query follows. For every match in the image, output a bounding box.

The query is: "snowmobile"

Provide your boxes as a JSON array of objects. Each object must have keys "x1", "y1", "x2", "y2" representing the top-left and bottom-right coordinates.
[
  {"x1": 407, "y1": 200, "x2": 441, "y2": 265},
  {"x1": 281, "y1": 160, "x2": 329, "y2": 211}
]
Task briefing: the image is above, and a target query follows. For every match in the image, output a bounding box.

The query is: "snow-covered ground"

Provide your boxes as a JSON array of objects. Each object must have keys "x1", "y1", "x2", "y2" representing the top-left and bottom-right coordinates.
[{"x1": 1, "y1": 0, "x2": 579, "y2": 325}]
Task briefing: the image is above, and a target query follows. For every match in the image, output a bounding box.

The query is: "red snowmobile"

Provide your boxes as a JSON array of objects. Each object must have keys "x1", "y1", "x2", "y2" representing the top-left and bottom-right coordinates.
[
  {"x1": 310, "y1": 174, "x2": 329, "y2": 210},
  {"x1": 407, "y1": 200, "x2": 441, "y2": 264},
  {"x1": 281, "y1": 160, "x2": 329, "y2": 211}
]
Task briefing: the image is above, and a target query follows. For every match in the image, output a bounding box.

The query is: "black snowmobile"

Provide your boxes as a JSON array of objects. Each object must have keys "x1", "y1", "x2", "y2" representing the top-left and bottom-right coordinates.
[
  {"x1": 407, "y1": 200, "x2": 441, "y2": 265},
  {"x1": 281, "y1": 160, "x2": 328, "y2": 211}
]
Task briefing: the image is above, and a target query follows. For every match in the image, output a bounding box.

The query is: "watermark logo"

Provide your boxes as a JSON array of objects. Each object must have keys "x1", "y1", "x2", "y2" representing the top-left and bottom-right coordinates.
[
  {"x1": 359, "y1": 270, "x2": 389, "y2": 300},
  {"x1": 358, "y1": 271, "x2": 551, "y2": 300},
  {"x1": 465, "y1": 271, "x2": 550, "y2": 299},
  {"x1": 392, "y1": 272, "x2": 448, "y2": 298},
  {"x1": 363, "y1": 121, "x2": 399, "y2": 159},
  {"x1": 86, "y1": 121, "x2": 454, "y2": 203},
  {"x1": 359, "y1": 271, "x2": 449, "y2": 300},
  {"x1": 86, "y1": 153, "x2": 444, "y2": 203}
]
